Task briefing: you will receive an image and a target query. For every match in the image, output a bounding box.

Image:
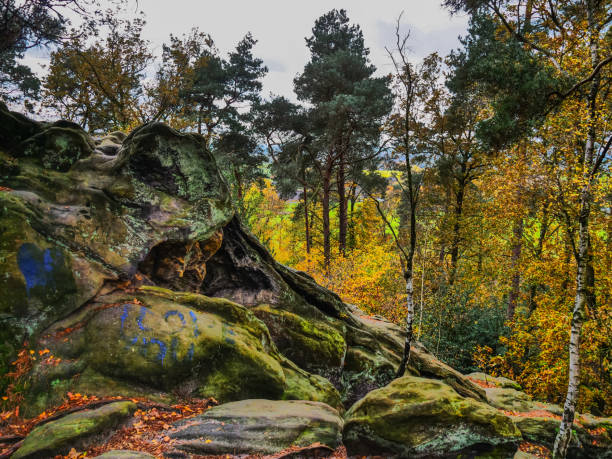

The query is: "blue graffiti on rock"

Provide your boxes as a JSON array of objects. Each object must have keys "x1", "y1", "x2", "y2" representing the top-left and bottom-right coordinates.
[
  {"x1": 17, "y1": 243, "x2": 65, "y2": 295},
  {"x1": 120, "y1": 303, "x2": 208, "y2": 366}
]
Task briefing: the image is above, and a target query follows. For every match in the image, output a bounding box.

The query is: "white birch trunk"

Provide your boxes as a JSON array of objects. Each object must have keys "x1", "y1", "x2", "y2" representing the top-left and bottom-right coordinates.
[
  {"x1": 553, "y1": 4, "x2": 599, "y2": 455},
  {"x1": 396, "y1": 273, "x2": 415, "y2": 377}
]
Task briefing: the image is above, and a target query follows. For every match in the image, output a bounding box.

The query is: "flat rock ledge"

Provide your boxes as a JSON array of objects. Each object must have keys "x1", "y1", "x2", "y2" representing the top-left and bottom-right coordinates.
[{"x1": 165, "y1": 399, "x2": 343, "y2": 456}]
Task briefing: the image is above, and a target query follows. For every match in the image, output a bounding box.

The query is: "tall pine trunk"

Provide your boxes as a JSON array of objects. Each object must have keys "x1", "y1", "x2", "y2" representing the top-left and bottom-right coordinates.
[
  {"x1": 337, "y1": 151, "x2": 347, "y2": 256},
  {"x1": 303, "y1": 184, "x2": 311, "y2": 254},
  {"x1": 507, "y1": 217, "x2": 523, "y2": 320},
  {"x1": 322, "y1": 167, "x2": 332, "y2": 271}
]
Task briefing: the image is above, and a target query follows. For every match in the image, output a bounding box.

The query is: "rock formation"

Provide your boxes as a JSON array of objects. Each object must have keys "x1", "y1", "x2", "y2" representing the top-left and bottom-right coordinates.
[{"x1": 0, "y1": 102, "x2": 610, "y2": 458}]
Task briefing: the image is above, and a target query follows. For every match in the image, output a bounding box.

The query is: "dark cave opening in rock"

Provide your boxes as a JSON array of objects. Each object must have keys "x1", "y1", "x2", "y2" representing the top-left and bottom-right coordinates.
[{"x1": 201, "y1": 219, "x2": 275, "y2": 305}]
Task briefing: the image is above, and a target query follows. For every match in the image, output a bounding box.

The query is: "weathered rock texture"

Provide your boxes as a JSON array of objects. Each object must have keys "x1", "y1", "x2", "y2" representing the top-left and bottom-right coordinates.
[
  {"x1": 0, "y1": 102, "x2": 480, "y2": 415},
  {"x1": 343, "y1": 376, "x2": 522, "y2": 457},
  {"x1": 167, "y1": 399, "x2": 343, "y2": 456},
  {"x1": 12, "y1": 401, "x2": 136, "y2": 459}
]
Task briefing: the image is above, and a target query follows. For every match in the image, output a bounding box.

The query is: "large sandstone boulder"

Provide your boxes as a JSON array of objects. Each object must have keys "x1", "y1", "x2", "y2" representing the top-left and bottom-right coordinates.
[
  {"x1": 21, "y1": 287, "x2": 340, "y2": 415},
  {"x1": 343, "y1": 376, "x2": 521, "y2": 458},
  {"x1": 0, "y1": 110, "x2": 233, "y2": 373},
  {"x1": 167, "y1": 399, "x2": 343, "y2": 456}
]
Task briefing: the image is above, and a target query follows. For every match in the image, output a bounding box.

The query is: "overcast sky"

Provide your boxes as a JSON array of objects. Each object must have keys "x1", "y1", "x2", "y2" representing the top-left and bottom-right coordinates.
[{"x1": 25, "y1": 0, "x2": 468, "y2": 101}]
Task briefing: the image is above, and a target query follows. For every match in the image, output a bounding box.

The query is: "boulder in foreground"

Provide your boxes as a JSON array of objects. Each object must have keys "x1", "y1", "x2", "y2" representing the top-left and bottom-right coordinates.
[
  {"x1": 167, "y1": 399, "x2": 343, "y2": 456},
  {"x1": 12, "y1": 401, "x2": 136, "y2": 459},
  {"x1": 22, "y1": 287, "x2": 341, "y2": 415},
  {"x1": 343, "y1": 375, "x2": 521, "y2": 458}
]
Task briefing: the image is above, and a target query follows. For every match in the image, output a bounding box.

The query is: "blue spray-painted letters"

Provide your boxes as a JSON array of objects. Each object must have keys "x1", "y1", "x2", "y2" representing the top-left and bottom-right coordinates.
[{"x1": 120, "y1": 305, "x2": 199, "y2": 365}]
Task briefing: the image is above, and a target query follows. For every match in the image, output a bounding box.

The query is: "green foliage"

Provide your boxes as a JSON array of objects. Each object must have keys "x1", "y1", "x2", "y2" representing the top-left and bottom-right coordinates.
[
  {"x1": 0, "y1": 0, "x2": 92, "y2": 106},
  {"x1": 419, "y1": 284, "x2": 509, "y2": 374},
  {"x1": 214, "y1": 129, "x2": 265, "y2": 204},
  {"x1": 447, "y1": 13, "x2": 561, "y2": 149},
  {"x1": 179, "y1": 32, "x2": 267, "y2": 138},
  {"x1": 0, "y1": 50, "x2": 40, "y2": 109}
]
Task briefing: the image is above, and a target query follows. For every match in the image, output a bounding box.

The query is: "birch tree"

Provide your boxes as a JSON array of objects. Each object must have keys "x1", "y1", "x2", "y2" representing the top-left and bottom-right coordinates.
[
  {"x1": 368, "y1": 16, "x2": 443, "y2": 377},
  {"x1": 443, "y1": 1, "x2": 612, "y2": 456}
]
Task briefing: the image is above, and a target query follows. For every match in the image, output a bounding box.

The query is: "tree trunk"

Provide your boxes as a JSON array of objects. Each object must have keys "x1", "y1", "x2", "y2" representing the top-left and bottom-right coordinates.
[
  {"x1": 348, "y1": 184, "x2": 357, "y2": 250},
  {"x1": 322, "y1": 167, "x2": 332, "y2": 271},
  {"x1": 553, "y1": 188, "x2": 591, "y2": 458},
  {"x1": 396, "y1": 148, "x2": 418, "y2": 378},
  {"x1": 553, "y1": 8, "x2": 600, "y2": 455},
  {"x1": 303, "y1": 184, "x2": 311, "y2": 254},
  {"x1": 418, "y1": 227, "x2": 428, "y2": 340},
  {"x1": 234, "y1": 168, "x2": 243, "y2": 201},
  {"x1": 528, "y1": 203, "x2": 549, "y2": 315},
  {"x1": 507, "y1": 217, "x2": 523, "y2": 320},
  {"x1": 449, "y1": 181, "x2": 465, "y2": 286},
  {"x1": 197, "y1": 105, "x2": 203, "y2": 135},
  {"x1": 396, "y1": 264, "x2": 415, "y2": 377},
  {"x1": 337, "y1": 151, "x2": 347, "y2": 256}
]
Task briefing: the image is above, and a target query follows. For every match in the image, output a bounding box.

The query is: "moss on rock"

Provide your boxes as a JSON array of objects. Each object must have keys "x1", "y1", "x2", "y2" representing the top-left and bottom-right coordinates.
[
  {"x1": 252, "y1": 304, "x2": 346, "y2": 370},
  {"x1": 19, "y1": 287, "x2": 341, "y2": 414},
  {"x1": 12, "y1": 401, "x2": 135, "y2": 459},
  {"x1": 469, "y1": 372, "x2": 522, "y2": 391},
  {"x1": 0, "y1": 118, "x2": 234, "y2": 376},
  {"x1": 20, "y1": 125, "x2": 94, "y2": 172},
  {"x1": 343, "y1": 375, "x2": 521, "y2": 458}
]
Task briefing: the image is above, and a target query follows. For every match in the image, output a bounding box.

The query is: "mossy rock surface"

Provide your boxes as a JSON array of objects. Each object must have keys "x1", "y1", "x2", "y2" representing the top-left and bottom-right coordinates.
[
  {"x1": 343, "y1": 375, "x2": 521, "y2": 458},
  {"x1": 167, "y1": 399, "x2": 343, "y2": 455},
  {"x1": 485, "y1": 387, "x2": 560, "y2": 417},
  {"x1": 409, "y1": 343, "x2": 487, "y2": 402},
  {"x1": 20, "y1": 125, "x2": 95, "y2": 172},
  {"x1": 252, "y1": 304, "x2": 346, "y2": 370},
  {"x1": 513, "y1": 452, "x2": 539, "y2": 459},
  {"x1": 19, "y1": 287, "x2": 340, "y2": 415},
  {"x1": 12, "y1": 401, "x2": 135, "y2": 459},
  {"x1": 485, "y1": 387, "x2": 536, "y2": 412}
]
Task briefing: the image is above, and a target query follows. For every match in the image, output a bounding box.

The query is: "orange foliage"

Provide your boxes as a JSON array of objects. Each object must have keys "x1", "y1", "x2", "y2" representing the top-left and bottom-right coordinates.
[{"x1": 0, "y1": 393, "x2": 216, "y2": 458}]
